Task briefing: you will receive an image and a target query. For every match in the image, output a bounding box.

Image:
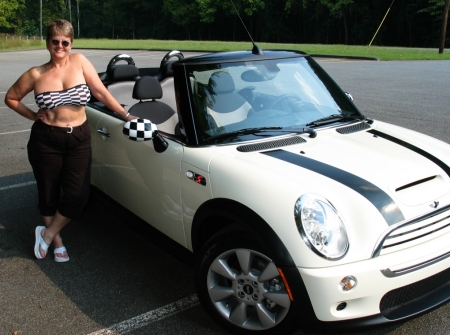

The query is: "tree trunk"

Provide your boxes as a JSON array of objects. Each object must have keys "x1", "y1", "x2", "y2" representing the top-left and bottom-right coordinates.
[
  {"x1": 406, "y1": 15, "x2": 413, "y2": 47},
  {"x1": 440, "y1": 0, "x2": 450, "y2": 54},
  {"x1": 132, "y1": 14, "x2": 135, "y2": 39},
  {"x1": 186, "y1": 26, "x2": 191, "y2": 40},
  {"x1": 343, "y1": 13, "x2": 348, "y2": 45},
  {"x1": 153, "y1": 13, "x2": 156, "y2": 38}
]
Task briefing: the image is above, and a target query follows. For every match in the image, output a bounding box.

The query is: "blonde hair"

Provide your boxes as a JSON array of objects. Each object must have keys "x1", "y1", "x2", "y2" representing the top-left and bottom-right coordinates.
[{"x1": 46, "y1": 19, "x2": 74, "y2": 42}]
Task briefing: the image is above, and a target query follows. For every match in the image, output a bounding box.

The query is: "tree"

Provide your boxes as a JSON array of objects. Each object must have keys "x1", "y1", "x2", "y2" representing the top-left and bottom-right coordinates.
[
  {"x1": 419, "y1": 0, "x2": 450, "y2": 51},
  {"x1": 195, "y1": 0, "x2": 264, "y2": 41},
  {"x1": 319, "y1": 0, "x2": 354, "y2": 44},
  {"x1": 440, "y1": 0, "x2": 450, "y2": 53},
  {"x1": 0, "y1": 0, "x2": 25, "y2": 32}
]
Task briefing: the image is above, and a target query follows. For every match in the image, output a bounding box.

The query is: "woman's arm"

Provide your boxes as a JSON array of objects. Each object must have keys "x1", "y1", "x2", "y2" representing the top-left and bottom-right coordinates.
[
  {"x1": 78, "y1": 53, "x2": 135, "y2": 121},
  {"x1": 5, "y1": 70, "x2": 41, "y2": 121}
]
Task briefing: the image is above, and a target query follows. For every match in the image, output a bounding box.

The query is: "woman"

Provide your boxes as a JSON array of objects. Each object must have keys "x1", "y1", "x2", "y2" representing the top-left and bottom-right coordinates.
[{"x1": 5, "y1": 19, "x2": 135, "y2": 262}]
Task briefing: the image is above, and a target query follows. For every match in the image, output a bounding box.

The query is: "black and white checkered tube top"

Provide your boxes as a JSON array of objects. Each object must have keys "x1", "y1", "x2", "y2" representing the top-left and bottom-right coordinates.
[{"x1": 35, "y1": 84, "x2": 91, "y2": 110}]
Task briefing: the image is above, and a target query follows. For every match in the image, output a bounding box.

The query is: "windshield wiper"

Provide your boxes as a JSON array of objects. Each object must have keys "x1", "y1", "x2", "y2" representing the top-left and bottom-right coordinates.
[
  {"x1": 306, "y1": 114, "x2": 362, "y2": 127},
  {"x1": 205, "y1": 127, "x2": 283, "y2": 142},
  {"x1": 204, "y1": 126, "x2": 318, "y2": 142}
]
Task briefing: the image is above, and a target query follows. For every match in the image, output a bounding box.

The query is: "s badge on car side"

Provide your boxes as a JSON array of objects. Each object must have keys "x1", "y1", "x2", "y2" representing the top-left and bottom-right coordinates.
[{"x1": 186, "y1": 170, "x2": 206, "y2": 186}]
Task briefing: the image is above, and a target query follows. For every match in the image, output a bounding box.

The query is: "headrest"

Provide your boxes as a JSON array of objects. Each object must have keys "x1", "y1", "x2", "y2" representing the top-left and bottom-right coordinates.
[
  {"x1": 108, "y1": 64, "x2": 140, "y2": 82},
  {"x1": 208, "y1": 72, "x2": 235, "y2": 94},
  {"x1": 132, "y1": 76, "x2": 163, "y2": 100}
]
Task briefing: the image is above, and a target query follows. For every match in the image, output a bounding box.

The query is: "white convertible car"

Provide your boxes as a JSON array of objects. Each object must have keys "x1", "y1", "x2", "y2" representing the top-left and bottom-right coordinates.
[{"x1": 86, "y1": 48, "x2": 450, "y2": 334}]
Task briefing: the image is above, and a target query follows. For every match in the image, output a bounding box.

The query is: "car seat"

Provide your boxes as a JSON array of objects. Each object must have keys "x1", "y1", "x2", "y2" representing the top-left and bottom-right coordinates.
[
  {"x1": 106, "y1": 64, "x2": 140, "y2": 111},
  {"x1": 128, "y1": 76, "x2": 179, "y2": 134},
  {"x1": 206, "y1": 71, "x2": 252, "y2": 127}
]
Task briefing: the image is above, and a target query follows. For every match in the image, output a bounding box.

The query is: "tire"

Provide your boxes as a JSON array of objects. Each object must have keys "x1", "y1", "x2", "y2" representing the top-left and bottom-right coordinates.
[{"x1": 195, "y1": 233, "x2": 299, "y2": 335}]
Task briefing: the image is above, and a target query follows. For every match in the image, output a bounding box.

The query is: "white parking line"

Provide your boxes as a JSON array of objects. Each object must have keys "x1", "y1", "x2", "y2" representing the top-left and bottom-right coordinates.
[
  {"x1": 0, "y1": 181, "x2": 36, "y2": 191},
  {"x1": 0, "y1": 129, "x2": 31, "y2": 135},
  {"x1": 87, "y1": 294, "x2": 199, "y2": 335}
]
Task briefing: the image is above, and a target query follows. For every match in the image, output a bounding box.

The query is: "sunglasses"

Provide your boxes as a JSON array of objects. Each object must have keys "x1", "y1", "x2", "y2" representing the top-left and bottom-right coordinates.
[{"x1": 51, "y1": 39, "x2": 71, "y2": 47}]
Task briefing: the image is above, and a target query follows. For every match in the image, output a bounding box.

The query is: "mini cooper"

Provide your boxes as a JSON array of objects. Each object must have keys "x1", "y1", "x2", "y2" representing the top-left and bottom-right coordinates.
[{"x1": 86, "y1": 47, "x2": 450, "y2": 334}]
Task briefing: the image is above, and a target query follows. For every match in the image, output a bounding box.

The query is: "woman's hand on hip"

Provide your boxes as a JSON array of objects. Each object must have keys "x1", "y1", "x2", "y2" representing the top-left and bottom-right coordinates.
[{"x1": 36, "y1": 109, "x2": 47, "y2": 121}]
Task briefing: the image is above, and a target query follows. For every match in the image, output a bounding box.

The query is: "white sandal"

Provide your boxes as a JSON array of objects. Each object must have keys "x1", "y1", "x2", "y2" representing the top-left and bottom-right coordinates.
[
  {"x1": 34, "y1": 226, "x2": 48, "y2": 259},
  {"x1": 54, "y1": 246, "x2": 70, "y2": 263}
]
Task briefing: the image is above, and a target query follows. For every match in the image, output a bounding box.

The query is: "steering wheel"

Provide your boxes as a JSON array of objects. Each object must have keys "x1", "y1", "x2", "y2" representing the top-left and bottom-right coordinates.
[{"x1": 268, "y1": 93, "x2": 303, "y2": 111}]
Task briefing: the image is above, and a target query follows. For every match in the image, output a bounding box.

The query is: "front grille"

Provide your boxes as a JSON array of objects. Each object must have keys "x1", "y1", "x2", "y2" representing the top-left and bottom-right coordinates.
[
  {"x1": 374, "y1": 205, "x2": 450, "y2": 257},
  {"x1": 236, "y1": 136, "x2": 306, "y2": 152},
  {"x1": 336, "y1": 122, "x2": 370, "y2": 134},
  {"x1": 380, "y1": 266, "x2": 450, "y2": 312}
]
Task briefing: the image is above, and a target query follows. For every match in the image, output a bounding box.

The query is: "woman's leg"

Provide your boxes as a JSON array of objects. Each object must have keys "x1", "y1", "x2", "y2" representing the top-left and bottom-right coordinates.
[
  {"x1": 42, "y1": 215, "x2": 68, "y2": 260},
  {"x1": 30, "y1": 121, "x2": 91, "y2": 259},
  {"x1": 38, "y1": 212, "x2": 71, "y2": 258}
]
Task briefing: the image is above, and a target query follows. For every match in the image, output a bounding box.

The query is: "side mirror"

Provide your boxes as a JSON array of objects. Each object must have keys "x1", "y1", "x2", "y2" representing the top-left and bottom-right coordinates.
[
  {"x1": 123, "y1": 119, "x2": 168, "y2": 153},
  {"x1": 123, "y1": 118, "x2": 156, "y2": 141}
]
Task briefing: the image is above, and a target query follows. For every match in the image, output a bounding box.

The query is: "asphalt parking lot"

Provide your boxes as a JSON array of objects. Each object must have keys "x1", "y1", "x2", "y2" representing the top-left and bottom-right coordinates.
[{"x1": 0, "y1": 49, "x2": 449, "y2": 335}]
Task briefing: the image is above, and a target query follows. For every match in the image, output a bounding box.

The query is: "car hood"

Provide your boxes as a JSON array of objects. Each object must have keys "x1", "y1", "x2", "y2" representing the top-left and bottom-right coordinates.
[
  {"x1": 202, "y1": 121, "x2": 450, "y2": 265},
  {"x1": 232, "y1": 123, "x2": 450, "y2": 227}
]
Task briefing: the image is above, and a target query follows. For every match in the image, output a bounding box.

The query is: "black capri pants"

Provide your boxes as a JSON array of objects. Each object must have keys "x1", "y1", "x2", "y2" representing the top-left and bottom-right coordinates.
[{"x1": 27, "y1": 120, "x2": 91, "y2": 221}]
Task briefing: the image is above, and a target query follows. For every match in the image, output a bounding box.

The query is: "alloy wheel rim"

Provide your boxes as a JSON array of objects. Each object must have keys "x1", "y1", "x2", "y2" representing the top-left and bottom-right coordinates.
[{"x1": 206, "y1": 248, "x2": 291, "y2": 330}]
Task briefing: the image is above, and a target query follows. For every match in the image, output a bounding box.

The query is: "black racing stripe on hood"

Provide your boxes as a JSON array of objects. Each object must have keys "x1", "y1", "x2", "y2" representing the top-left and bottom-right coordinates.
[
  {"x1": 368, "y1": 129, "x2": 450, "y2": 177},
  {"x1": 263, "y1": 150, "x2": 405, "y2": 226}
]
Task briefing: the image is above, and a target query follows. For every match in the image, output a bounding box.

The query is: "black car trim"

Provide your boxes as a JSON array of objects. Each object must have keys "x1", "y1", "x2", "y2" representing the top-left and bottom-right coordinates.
[
  {"x1": 368, "y1": 129, "x2": 450, "y2": 177},
  {"x1": 173, "y1": 50, "x2": 306, "y2": 67},
  {"x1": 262, "y1": 150, "x2": 405, "y2": 226}
]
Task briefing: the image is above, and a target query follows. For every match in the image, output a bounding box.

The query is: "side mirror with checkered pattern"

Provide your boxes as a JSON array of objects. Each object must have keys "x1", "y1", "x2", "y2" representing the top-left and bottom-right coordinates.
[
  {"x1": 123, "y1": 118, "x2": 168, "y2": 153},
  {"x1": 123, "y1": 118, "x2": 156, "y2": 141}
]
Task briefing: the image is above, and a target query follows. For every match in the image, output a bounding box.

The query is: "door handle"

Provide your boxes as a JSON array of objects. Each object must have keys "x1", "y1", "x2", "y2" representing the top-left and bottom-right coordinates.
[{"x1": 97, "y1": 128, "x2": 111, "y2": 137}]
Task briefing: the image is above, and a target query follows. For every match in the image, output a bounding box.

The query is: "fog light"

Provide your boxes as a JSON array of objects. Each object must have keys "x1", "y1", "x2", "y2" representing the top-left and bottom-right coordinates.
[
  {"x1": 336, "y1": 302, "x2": 347, "y2": 311},
  {"x1": 339, "y1": 276, "x2": 357, "y2": 292}
]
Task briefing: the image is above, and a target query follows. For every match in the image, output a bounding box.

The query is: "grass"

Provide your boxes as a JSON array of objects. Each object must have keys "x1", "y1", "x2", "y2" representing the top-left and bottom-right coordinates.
[
  {"x1": 1, "y1": 37, "x2": 449, "y2": 60},
  {"x1": 0, "y1": 36, "x2": 42, "y2": 50}
]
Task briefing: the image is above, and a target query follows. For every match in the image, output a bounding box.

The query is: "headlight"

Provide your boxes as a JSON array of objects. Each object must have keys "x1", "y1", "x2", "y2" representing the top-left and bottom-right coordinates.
[{"x1": 294, "y1": 194, "x2": 348, "y2": 259}]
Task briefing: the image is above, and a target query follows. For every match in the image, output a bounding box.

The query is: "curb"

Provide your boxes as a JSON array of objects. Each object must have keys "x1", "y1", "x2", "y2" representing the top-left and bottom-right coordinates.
[{"x1": 310, "y1": 54, "x2": 379, "y2": 61}]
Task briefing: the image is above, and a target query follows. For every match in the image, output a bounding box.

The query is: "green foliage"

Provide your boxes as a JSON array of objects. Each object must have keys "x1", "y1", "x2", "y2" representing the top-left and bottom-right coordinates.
[
  {"x1": 196, "y1": 0, "x2": 217, "y2": 23},
  {"x1": 16, "y1": 20, "x2": 40, "y2": 36},
  {"x1": 319, "y1": 0, "x2": 354, "y2": 18},
  {"x1": 419, "y1": 0, "x2": 447, "y2": 17},
  {"x1": 2, "y1": 0, "x2": 448, "y2": 48},
  {"x1": 164, "y1": 0, "x2": 199, "y2": 27},
  {"x1": 0, "y1": 0, "x2": 25, "y2": 31}
]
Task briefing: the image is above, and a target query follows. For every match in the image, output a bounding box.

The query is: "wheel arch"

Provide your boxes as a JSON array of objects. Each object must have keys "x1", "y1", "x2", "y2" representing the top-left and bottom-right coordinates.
[{"x1": 191, "y1": 198, "x2": 295, "y2": 267}]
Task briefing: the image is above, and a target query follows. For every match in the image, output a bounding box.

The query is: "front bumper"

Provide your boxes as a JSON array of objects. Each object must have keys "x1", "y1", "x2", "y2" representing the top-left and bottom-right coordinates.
[{"x1": 298, "y1": 240, "x2": 450, "y2": 324}]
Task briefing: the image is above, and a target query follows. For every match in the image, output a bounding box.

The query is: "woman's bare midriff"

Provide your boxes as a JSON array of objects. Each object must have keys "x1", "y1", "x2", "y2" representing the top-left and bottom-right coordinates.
[{"x1": 41, "y1": 105, "x2": 87, "y2": 127}]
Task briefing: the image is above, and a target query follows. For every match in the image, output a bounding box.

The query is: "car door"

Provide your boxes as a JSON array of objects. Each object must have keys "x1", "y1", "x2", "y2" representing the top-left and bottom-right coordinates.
[
  {"x1": 87, "y1": 106, "x2": 105, "y2": 192},
  {"x1": 91, "y1": 110, "x2": 186, "y2": 247}
]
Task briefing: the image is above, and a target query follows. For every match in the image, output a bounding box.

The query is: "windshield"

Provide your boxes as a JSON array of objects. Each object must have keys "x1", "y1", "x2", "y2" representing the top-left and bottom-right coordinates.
[{"x1": 187, "y1": 56, "x2": 361, "y2": 143}]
